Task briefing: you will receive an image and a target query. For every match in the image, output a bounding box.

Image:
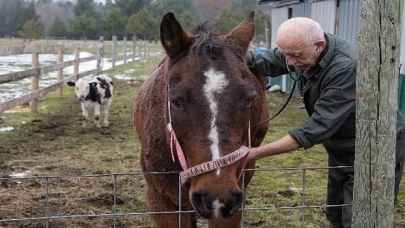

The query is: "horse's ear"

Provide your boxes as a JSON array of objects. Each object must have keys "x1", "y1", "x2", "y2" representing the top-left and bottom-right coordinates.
[
  {"x1": 222, "y1": 11, "x2": 255, "y2": 53},
  {"x1": 160, "y1": 12, "x2": 192, "y2": 59}
]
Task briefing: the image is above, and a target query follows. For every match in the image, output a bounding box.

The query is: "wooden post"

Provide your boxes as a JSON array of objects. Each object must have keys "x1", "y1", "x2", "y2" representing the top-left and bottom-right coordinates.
[
  {"x1": 56, "y1": 48, "x2": 64, "y2": 98},
  {"x1": 97, "y1": 36, "x2": 104, "y2": 69},
  {"x1": 112, "y1": 35, "x2": 117, "y2": 69},
  {"x1": 146, "y1": 42, "x2": 150, "y2": 58},
  {"x1": 123, "y1": 36, "x2": 127, "y2": 64},
  {"x1": 132, "y1": 35, "x2": 136, "y2": 61},
  {"x1": 74, "y1": 48, "x2": 80, "y2": 80},
  {"x1": 30, "y1": 53, "x2": 39, "y2": 112},
  {"x1": 138, "y1": 39, "x2": 143, "y2": 59},
  {"x1": 352, "y1": 0, "x2": 402, "y2": 227},
  {"x1": 143, "y1": 41, "x2": 147, "y2": 59}
]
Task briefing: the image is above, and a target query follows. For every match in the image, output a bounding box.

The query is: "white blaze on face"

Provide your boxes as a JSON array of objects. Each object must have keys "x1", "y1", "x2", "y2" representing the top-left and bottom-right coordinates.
[
  {"x1": 212, "y1": 199, "x2": 224, "y2": 219},
  {"x1": 203, "y1": 68, "x2": 228, "y2": 176}
]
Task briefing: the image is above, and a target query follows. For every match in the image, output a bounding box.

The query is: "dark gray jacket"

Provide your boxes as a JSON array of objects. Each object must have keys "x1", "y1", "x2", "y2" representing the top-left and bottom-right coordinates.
[{"x1": 248, "y1": 33, "x2": 405, "y2": 154}]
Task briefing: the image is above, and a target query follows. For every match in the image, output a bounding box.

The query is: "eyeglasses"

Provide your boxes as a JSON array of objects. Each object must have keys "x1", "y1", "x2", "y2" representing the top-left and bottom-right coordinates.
[
  {"x1": 283, "y1": 52, "x2": 303, "y2": 58},
  {"x1": 279, "y1": 45, "x2": 315, "y2": 59}
]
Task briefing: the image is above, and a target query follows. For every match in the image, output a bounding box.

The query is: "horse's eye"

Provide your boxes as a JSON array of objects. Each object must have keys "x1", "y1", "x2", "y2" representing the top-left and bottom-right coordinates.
[
  {"x1": 245, "y1": 101, "x2": 252, "y2": 109},
  {"x1": 170, "y1": 99, "x2": 184, "y2": 110},
  {"x1": 244, "y1": 89, "x2": 257, "y2": 109}
]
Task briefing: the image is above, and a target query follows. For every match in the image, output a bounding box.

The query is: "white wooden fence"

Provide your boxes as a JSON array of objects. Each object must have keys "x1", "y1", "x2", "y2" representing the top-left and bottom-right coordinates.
[{"x1": 0, "y1": 41, "x2": 103, "y2": 113}]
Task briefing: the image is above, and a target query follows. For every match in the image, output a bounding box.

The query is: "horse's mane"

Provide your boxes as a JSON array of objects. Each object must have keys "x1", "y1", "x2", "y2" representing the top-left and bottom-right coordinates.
[
  {"x1": 189, "y1": 22, "x2": 229, "y2": 62},
  {"x1": 160, "y1": 21, "x2": 242, "y2": 68}
]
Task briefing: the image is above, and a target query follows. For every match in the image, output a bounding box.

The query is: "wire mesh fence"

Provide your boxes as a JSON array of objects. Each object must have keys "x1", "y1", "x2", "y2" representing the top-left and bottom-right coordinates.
[{"x1": 0, "y1": 166, "x2": 353, "y2": 228}]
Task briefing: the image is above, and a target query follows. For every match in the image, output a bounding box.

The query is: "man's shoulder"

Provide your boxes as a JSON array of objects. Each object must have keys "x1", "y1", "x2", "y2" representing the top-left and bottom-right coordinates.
[{"x1": 327, "y1": 33, "x2": 357, "y2": 61}]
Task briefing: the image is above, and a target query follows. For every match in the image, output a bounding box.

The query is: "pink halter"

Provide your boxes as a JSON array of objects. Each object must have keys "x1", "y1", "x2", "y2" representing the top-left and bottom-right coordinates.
[{"x1": 167, "y1": 99, "x2": 251, "y2": 189}]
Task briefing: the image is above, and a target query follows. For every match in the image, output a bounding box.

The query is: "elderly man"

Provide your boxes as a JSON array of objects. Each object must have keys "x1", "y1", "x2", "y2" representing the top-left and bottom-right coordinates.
[{"x1": 246, "y1": 17, "x2": 405, "y2": 228}]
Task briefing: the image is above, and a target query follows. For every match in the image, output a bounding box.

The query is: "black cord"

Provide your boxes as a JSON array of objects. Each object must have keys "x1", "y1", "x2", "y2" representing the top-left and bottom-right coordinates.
[{"x1": 251, "y1": 72, "x2": 302, "y2": 128}]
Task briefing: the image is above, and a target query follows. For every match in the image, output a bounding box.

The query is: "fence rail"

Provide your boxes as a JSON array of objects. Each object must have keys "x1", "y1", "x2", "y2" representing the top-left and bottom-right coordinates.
[
  {"x1": 0, "y1": 166, "x2": 353, "y2": 228},
  {"x1": 0, "y1": 43, "x2": 102, "y2": 56},
  {"x1": 0, "y1": 41, "x2": 103, "y2": 114},
  {"x1": 0, "y1": 36, "x2": 153, "y2": 115}
]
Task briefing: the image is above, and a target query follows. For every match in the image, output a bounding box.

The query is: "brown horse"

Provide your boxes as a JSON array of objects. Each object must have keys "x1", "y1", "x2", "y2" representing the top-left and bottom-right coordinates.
[{"x1": 133, "y1": 11, "x2": 269, "y2": 228}]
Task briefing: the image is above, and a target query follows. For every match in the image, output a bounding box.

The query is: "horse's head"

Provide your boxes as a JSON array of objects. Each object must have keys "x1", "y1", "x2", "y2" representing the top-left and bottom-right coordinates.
[{"x1": 161, "y1": 12, "x2": 265, "y2": 219}]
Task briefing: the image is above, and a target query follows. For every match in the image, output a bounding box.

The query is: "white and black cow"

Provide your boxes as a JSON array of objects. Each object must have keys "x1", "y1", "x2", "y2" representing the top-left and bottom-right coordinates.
[{"x1": 67, "y1": 75, "x2": 113, "y2": 129}]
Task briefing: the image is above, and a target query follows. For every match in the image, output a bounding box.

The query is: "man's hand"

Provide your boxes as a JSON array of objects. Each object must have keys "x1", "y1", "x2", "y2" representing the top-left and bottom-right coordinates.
[{"x1": 246, "y1": 50, "x2": 261, "y2": 77}]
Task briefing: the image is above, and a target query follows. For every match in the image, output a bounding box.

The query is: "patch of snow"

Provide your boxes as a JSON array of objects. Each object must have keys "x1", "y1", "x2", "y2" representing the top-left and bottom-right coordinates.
[
  {"x1": 9, "y1": 172, "x2": 30, "y2": 178},
  {"x1": 0, "y1": 51, "x2": 160, "y2": 103},
  {"x1": 0, "y1": 126, "x2": 15, "y2": 132}
]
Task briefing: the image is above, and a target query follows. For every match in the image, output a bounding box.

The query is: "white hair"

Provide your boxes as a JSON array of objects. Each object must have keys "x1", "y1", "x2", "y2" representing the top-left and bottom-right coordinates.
[
  {"x1": 303, "y1": 21, "x2": 324, "y2": 45},
  {"x1": 277, "y1": 17, "x2": 325, "y2": 46}
]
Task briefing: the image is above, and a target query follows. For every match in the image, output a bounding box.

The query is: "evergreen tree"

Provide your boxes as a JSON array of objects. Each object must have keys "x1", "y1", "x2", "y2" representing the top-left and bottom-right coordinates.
[
  {"x1": 216, "y1": 7, "x2": 268, "y2": 40},
  {"x1": 19, "y1": 19, "x2": 43, "y2": 41},
  {"x1": 126, "y1": 8, "x2": 158, "y2": 41},
  {"x1": 231, "y1": 0, "x2": 258, "y2": 11},
  {"x1": 7, "y1": 0, "x2": 26, "y2": 36},
  {"x1": 115, "y1": 0, "x2": 149, "y2": 18},
  {"x1": 103, "y1": 7, "x2": 127, "y2": 38},
  {"x1": 176, "y1": 12, "x2": 196, "y2": 32},
  {"x1": 0, "y1": 1, "x2": 7, "y2": 37},
  {"x1": 126, "y1": 13, "x2": 141, "y2": 38},
  {"x1": 74, "y1": 0, "x2": 96, "y2": 18},
  {"x1": 149, "y1": 0, "x2": 197, "y2": 18},
  {"x1": 16, "y1": 2, "x2": 40, "y2": 34},
  {"x1": 71, "y1": 14, "x2": 96, "y2": 40},
  {"x1": 48, "y1": 16, "x2": 67, "y2": 38}
]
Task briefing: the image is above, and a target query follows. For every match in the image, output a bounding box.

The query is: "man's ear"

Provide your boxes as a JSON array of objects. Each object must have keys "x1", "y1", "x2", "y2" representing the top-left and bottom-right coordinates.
[{"x1": 314, "y1": 40, "x2": 325, "y2": 52}]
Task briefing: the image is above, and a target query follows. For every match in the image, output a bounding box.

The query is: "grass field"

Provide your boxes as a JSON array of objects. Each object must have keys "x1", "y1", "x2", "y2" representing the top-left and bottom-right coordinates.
[{"x1": 0, "y1": 43, "x2": 404, "y2": 227}]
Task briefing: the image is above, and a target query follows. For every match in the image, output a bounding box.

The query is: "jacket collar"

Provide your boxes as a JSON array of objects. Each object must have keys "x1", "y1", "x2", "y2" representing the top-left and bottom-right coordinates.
[{"x1": 319, "y1": 33, "x2": 335, "y2": 70}]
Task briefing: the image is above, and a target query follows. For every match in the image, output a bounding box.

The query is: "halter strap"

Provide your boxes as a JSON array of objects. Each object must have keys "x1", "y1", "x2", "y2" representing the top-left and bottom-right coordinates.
[
  {"x1": 180, "y1": 146, "x2": 249, "y2": 189},
  {"x1": 167, "y1": 100, "x2": 188, "y2": 171},
  {"x1": 167, "y1": 94, "x2": 251, "y2": 189}
]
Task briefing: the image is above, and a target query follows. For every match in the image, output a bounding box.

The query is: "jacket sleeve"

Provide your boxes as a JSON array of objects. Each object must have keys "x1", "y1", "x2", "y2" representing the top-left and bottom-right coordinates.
[
  {"x1": 246, "y1": 48, "x2": 290, "y2": 77},
  {"x1": 288, "y1": 63, "x2": 356, "y2": 149}
]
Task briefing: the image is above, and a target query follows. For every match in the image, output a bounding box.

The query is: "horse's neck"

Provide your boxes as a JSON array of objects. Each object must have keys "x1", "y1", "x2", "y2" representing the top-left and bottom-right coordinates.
[{"x1": 158, "y1": 56, "x2": 168, "y2": 67}]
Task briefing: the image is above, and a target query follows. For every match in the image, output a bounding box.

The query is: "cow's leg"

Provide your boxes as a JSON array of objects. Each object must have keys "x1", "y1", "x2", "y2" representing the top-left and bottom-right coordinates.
[
  {"x1": 94, "y1": 104, "x2": 101, "y2": 128},
  {"x1": 146, "y1": 183, "x2": 194, "y2": 228},
  {"x1": 81, "y1": 102, "x2": 89, "y2": 129},
  {"x1": 103, "y1": 99, "x2": 112, "y2": 127}
]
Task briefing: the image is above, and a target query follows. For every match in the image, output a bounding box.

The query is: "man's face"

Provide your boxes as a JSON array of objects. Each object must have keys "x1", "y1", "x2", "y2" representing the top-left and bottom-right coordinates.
[{"x1": 277, "y1": 39, "x2": 320, "y2": 70}]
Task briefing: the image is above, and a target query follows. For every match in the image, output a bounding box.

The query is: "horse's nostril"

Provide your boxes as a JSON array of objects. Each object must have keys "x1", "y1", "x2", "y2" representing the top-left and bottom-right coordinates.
[
  {"x1": 221, "y1": 190, "x2": 243, "y2": 219},
  {"x1": 192, "y1": 190, "x2": 213, "y2": 219}
]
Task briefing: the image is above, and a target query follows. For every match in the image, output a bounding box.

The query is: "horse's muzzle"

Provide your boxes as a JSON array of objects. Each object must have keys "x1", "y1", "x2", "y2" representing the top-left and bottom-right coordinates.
[{"x1": 192, "y1": 190, "x2": 243, "y2": 219}]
